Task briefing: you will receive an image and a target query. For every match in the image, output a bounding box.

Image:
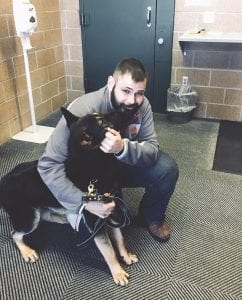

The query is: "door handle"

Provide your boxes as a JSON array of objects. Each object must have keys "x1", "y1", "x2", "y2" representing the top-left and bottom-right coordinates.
[
  {"x1": 147, "y1": 6, "x2": 151, "y2": 27},
  {"x1": 158, "y1": 38, "x2": 164, "y2": 45}
]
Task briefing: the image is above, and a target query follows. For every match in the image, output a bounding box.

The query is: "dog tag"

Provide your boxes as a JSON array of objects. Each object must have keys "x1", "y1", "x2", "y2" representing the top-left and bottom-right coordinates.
[{"x1": 87, "y1": 180, "x2": 97, "y2": 196}]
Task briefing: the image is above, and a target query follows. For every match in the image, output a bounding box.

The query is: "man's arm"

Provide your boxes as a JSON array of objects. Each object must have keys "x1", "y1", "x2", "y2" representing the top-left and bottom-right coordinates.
[
  {"x1": 37, "y1": 117, "x2": 85, "y2": 213},
  {"x1": 116, "y1": 137, "x2": 159, "y2": 166},
  {"x1": 100, "y1": 101, "x2": 159, "y2": 166}
]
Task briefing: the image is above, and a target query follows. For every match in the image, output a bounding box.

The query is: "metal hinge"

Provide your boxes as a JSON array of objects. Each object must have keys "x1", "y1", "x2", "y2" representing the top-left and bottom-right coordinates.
[
  {"x1": 84, "y1": 78, "x2": 89, "y2": 91},
  {"x1": 80, "y1": 13, "x2": 90, "y2": 27}
]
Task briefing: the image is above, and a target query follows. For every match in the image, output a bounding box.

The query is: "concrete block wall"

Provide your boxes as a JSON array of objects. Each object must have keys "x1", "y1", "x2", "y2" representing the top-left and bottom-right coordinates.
[
  {"x1": 0, "y1": 0, "x2": 67, "y2": 144},
  {"x1": 59, "y1": 0, "x2": 84, "y2": 102},
  {"x1": 173, "y1": 0, "x2": 242, "y2": 121}
]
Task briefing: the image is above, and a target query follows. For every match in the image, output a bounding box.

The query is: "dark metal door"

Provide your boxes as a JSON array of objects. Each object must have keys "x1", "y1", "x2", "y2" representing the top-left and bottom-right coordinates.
[{"x1": 80, "y1": 0, "x2": 174, "y2": 112}]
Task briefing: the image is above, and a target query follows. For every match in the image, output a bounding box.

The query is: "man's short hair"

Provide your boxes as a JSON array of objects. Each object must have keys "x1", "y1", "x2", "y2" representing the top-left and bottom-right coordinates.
[{"x1": 113, "y1": 58, "x2": 148, "y2": 82}]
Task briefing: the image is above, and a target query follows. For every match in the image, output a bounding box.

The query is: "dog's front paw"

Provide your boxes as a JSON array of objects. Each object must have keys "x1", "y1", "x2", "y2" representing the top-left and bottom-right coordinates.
[
  {"x1": 121, "y1": 252, "x2": 138, "y2": 265},
  {"x1": 112, "y1": 268, "x2": 130, "y2": 286},
  {"x1": 21, "y1": 247, "x2": 39, "y2": 263}
]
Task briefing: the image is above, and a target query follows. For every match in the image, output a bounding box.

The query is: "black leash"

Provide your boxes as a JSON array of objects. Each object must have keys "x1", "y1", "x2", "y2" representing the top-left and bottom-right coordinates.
[
  {"x1": 75, "y1": 194, "x2": 132, "y2": 247},
  {"x1": 106, "y1": 196, "x2": 131, "y2": 228}
]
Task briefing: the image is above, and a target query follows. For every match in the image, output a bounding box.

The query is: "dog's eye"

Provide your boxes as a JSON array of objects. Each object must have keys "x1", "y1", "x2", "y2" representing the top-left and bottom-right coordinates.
[
  {"x1": 80, "y1": 140, "x2": 91, "y2": 146},
  {"x1": 84, "y1": 133, "x2": 92, "y2": 140}
]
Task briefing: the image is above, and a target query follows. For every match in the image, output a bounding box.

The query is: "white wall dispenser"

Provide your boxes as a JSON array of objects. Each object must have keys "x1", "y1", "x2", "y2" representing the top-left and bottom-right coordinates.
[{"x1": 12, "y1": 0, "x2": 55, "y2": 143}]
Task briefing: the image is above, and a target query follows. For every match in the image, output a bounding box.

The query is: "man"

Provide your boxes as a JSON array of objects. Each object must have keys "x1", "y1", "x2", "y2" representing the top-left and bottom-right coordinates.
[{"x1": 37, "y1": 58, "x2": 179, "y2": 242}]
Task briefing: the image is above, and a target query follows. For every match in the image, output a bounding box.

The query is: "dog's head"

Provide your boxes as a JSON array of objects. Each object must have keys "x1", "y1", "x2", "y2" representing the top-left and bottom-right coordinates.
[{"x1": 61, "y1": 107, "x2": 133, "y2": 150}]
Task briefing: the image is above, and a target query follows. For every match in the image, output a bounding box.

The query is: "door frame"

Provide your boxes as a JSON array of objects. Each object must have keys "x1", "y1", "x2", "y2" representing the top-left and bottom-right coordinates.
[{"x1": 154, "y1": 0, "x2": 175, "y2": 112}]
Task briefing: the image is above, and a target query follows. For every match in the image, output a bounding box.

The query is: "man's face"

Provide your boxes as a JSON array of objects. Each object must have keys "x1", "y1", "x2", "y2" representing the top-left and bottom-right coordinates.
[{"x1": 110, "y1": 73, "x2": 147, "y2": 113}]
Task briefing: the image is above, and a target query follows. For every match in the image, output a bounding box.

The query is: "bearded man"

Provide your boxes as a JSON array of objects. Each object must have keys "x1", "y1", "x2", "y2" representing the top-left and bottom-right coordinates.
[{"x1": 38, "y1": 58, "x2": 179, "y2": 242}]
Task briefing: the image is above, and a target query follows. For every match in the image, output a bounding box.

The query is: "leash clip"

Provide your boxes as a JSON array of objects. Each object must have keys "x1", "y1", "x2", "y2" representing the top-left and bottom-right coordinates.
[{"x1": 87, "y1": 179, "x2": 97, "y2": 196}]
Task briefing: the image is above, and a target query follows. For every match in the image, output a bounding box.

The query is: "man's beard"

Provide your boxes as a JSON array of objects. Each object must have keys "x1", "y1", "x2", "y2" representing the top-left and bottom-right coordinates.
[{"x1": 110, "y1": 87, "x2": 140, "y2": 115}]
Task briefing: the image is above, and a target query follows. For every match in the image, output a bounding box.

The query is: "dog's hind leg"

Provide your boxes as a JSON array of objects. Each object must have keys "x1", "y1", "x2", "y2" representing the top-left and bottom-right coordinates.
[
  {"x1": 109, "y1": 227, "x2": 138, "y2": 265},
  {"x1": 11, "y1": 208, "x2": 41, "y2": 263},
  {"x1": 40, "y1": 207, "x2": 68, "y2": 224},
  {"x1": 94, "y1": 229, "x2": 130, "y2": 286}
]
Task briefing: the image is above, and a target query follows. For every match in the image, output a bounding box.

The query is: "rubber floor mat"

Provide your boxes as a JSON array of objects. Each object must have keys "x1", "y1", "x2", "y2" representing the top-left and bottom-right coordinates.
[{"x1": 213, "y1": 120, "x2": 242, "y2": 174}]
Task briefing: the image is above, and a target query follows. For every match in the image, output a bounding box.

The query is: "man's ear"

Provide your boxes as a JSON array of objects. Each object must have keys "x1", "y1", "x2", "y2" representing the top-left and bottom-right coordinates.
[
  {"x1": 61, "y1": 107, "x2": 79, "y2": 128},
  {"x1": 107, "y1": 75, "x2": 115, "y2": 92}
]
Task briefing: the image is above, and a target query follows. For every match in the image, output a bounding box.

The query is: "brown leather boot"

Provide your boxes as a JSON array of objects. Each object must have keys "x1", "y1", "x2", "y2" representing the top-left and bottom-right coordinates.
[{"x1": 148, "y1": 222, "x2": 171, "y2": 242}]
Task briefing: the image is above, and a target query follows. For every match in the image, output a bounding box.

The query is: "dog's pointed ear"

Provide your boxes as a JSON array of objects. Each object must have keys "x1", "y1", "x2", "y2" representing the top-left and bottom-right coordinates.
[{"x1": 61, "y1": 107, "x2": 79, "y2": 128}]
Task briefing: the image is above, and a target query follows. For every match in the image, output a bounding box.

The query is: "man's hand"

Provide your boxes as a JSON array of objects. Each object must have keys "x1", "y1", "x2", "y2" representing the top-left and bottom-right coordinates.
[
  {"x1": 100, "y1": 128, "x2": 124, "y2": 154},
  {"x1": 85, "y1": 200, "x2": 115, "y2": 218}
]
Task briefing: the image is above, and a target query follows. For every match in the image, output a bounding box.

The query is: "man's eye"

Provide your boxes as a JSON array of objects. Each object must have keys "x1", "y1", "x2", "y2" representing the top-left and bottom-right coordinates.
[
  {"x1": 136, "y1": 91, "x2": 145, "y2": 97},
  {"x1": 123, "y1": 89, "x2": 131, "y2": 95}
]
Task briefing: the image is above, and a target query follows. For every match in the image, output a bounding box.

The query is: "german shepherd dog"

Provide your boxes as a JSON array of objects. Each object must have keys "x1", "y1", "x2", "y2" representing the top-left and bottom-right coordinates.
[{"x1": 0, "y1": 107, "x2": 138, "y2": 286}]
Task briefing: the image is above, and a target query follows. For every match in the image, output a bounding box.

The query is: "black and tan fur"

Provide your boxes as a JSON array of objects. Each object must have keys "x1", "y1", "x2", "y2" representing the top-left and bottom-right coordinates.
[{"x1": 0, "y1": 107, "x2": 138, "y2": 286}]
